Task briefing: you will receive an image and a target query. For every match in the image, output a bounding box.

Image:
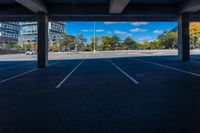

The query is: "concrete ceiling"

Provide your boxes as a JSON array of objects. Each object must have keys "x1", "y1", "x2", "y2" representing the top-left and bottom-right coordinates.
[
  {"x1": 0, "y1": 0, "x2": 185, "y2": 4},
  {"x1": 47, "y1": 0, "x2": 110, "y2": 4},
  {"x1": 129, "y1": 0, "x2": 184, "y2": 4},
  {"x1": 0, "y1": 0, "x2": 199, "y2": 22},
  {"x1": 47, "y1": 0, "x2": 184, "y2": 4},
  {"x1": 0, "y1": 0, "x2": 16, "y2": 4}
]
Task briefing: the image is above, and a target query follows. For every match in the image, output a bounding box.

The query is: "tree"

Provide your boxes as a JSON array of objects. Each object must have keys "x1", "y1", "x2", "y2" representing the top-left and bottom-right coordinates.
[
  {"x1": 49, "y1": 44, "x2": 59, "y2": 52},
  {"x1": 13, "y1": 44, "x2": 21, "y2": 50},
  {"x1": 24, "y1": 44, "x2": 31, "y2": 51},
  {"x1": 2, "y1": 44, "x2": 10, "y2": 49},
  {"x1": 156, "y1": 31, "x2": 178, "y2": 49},
  {"x1": 59, "y1": 34, "x2": 76, "y2": 51},
  {"x1": 190, "y1": 22, "x2": 200, "y2": 47},
  {"x1": 76, "y1": 34, "x2": 87, "y2": 51},
  {"x1": 85, "y1": 43, "x2": 93, "y2": 51},
  {"x1": 89, "y1": 36, "x2": 100, "y2": 51},
  {"x1": 110, "y1": 35, "x2": 120, "y2": 50},
  {"x1": 150, "y1": 40, "x2": 164, "y2": 49},
  {"x1": 100, "y1": 36, "x2": 111, "y2": 50},
  {"x1": 138, "y1": 39, "x2": 150, "y2": 50},
  {"x1": 122, "y1": 37, "x2": 137, "y2": 50},
  {"x1": 76, "y1": 34, "x2": 87, "y2": 45}
]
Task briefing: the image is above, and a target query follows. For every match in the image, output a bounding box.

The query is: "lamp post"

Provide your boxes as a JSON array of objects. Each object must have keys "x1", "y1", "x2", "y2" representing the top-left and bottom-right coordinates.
[{"x1": 93, "y1": 21, "x2": 96, "y2": 52}]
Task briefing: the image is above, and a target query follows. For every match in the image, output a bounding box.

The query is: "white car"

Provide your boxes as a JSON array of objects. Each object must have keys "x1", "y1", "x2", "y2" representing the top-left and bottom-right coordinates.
[{"x1": 25, "y1": 51, "x2": 37, "y2": 55}]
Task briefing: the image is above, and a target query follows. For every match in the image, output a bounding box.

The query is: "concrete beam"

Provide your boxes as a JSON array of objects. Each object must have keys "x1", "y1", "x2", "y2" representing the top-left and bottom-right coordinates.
[
  {"x1": 48, "y1": 4, "x2": 177, "y2": 21},
  {"x1": 109, "y1": 0, "x2": 130, "y2": 14},
  {"x1": 191, "y1": 11, "x2": 200, "y2": 21},
  {"x1": 0, "y1": 4, "x2": 178, "y2": 21},
  {"x1": 48, "y1": 4, "x2": 177, "y2": 15},
  {"x1": 178, "y1": 14, "x2": 190, "y2": 61},
  {"x1": 49, "y1": 15, "x2": 177, "y2": 22},
  {"x1": 15, "y1": 0, "x2": 47, "y2": 13},
  {"x1": 37, "y1": 13, "x2": 48, "y2": 68},
  {"x1": 0, "y1": 5, "x2": 37, "y2": 23},
  {"x1": 180, "y1": 0, "x2": 200, "y2": 13}
]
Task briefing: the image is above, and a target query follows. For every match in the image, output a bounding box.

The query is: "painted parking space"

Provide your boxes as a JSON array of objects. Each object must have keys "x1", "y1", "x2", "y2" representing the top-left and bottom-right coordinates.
[
  {"x1": 0, "y1": 55, "x2": 200, "y2": 133},
  {"x1": 132, "y1": 56, "x2": 200, "y2": 76},
  {"x1": 0, "y1": 61, "x2": 37, "y2": 81},
  {"x1": 0, "y1": 60, "x2": 82, "y2": 93}
]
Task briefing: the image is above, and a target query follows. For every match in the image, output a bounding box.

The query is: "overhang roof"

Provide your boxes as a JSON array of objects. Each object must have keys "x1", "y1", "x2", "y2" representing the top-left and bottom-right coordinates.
[
  {"x1": 0, "y1": 0, "x2": 184, "y2": 4},
  {"x1": 0, "y1": 0, "x2": 199, "y2": 21}
]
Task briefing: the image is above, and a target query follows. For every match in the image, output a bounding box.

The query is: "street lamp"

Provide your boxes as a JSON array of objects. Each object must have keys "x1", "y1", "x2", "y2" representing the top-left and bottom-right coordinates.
[{"x1": 93, "y1": 21, "x2": 96, "y2": 52}]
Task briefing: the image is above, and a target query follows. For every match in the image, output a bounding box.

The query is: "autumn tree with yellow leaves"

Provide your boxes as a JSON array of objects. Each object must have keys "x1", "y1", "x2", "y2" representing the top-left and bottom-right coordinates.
[{"x1": 190, "y1": 22, "x2": 200, "y2": 47}]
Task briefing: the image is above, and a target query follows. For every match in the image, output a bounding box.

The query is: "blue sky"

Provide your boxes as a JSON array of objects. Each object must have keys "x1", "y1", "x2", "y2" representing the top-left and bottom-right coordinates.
[{"x1": 64, "y1": 22, "x2": 177, "y2": 44}]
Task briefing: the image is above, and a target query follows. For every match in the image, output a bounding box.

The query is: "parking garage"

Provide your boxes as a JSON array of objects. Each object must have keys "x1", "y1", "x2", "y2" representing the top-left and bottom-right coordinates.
[{"x1": 0, "y1": 0, "x2": 200, "y2": 133}]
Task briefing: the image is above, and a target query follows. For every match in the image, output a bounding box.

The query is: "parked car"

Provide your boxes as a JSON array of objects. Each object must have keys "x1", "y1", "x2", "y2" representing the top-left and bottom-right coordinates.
[{"x1": 25, "y1": 51, "x2": 37, "y2": 55}]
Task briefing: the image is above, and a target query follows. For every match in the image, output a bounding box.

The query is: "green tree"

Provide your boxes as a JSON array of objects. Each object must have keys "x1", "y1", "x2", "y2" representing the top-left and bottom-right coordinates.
[
  {"x1": 13, "y1": 44, "x2": 21, "y2": 50},
  {"x1": 60, "y1": 34, "x2": 76, "y2": 51},
  {"x1": 138, "y1": 39, "x2": 150, "y2": 49},
  {"x1": 24, "y1": 44, "x2": 31, "y2": 51},
  {"x1": 150, "y1": 40, "x2": 164, "y2": 49},
  {"x1": 122, "y1": 37, "x2": 137, "y2": 50},
  {"x1": 2, "y1": 44, "x2": 10, "y2": 49},
  {"x1": 89, "y1": 36, "x2": 100, "y2": 51},
  {"x1": 110, "y1": 35, "x2": 121, "y2": 50},
  {"x1": 100, "y1": 36, "x2": 111, "y2": 50},
  {"x1": 156, "y1": 31, "x2": 178, "y2": 49}
]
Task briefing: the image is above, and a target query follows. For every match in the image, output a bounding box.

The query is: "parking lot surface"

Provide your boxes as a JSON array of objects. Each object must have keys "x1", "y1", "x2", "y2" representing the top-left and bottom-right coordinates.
[{"x1": 0, "y1": 51, "x2": 200, "y2": 133}]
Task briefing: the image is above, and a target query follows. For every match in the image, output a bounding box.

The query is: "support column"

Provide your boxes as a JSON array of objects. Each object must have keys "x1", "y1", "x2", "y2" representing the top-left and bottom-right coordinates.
[
  {"x1": 178, "y1": 13, "x2": 190, "y2": 61},
  {"x1": 37, "y1": 13, "x2": 48, "y2": 68}
]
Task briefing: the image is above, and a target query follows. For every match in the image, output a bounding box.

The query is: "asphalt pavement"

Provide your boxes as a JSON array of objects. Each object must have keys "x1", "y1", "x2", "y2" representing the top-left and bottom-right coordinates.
[{"x1": 0, "y1": 53, "x2": 200, "y2": 133}]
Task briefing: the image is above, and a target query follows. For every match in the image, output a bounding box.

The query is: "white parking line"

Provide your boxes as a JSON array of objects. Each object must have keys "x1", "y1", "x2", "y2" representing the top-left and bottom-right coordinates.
[
  {"x1": 0, "y1": 68, "x2": 38, "y2": 84},
  {"x1": 0, "y1": 61, "x2": 61, "y2": 84},
  {"x1": 132, "y1": 58, "x2": 200, "y2": 77},
  {"x1": 56, "y1": 60, "x2": 84, "y2": 88},
  {"x1": 107, "y1": 59, "x2": 140, "y2": 84}
]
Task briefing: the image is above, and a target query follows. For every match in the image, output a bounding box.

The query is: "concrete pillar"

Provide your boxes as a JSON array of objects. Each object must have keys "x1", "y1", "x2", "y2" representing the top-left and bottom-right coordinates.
[
  {"x1": 37, "y1": 13, "x2": 48, "y2": 68},
  {"x1": 178, "y1": 13, "x2": 190, "y2": 61}
]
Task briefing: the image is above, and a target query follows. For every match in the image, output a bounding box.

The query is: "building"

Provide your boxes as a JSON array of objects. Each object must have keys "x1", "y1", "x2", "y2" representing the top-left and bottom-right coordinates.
[
  {"x1": 48, "y1": 22, "x2": 65, "y2": 45},
  {"x1": 18, "y1": 22, "x2": 37, "y2": 46},
  {"x1": 0, "y1": 22, "x2": 20, "y2": 47},
  {"x1": 19, "y1": 22, "x2": 64, "y2": 46}
]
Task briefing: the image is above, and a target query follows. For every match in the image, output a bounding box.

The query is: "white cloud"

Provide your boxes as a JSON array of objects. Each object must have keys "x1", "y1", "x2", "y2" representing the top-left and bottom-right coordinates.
[
  {"x1": 153, "y1": 30, "x2": 163, "y2": 34},
  {"x1": 81, "y1": 29, "x2": 105, "y2": 32},
  {"x1": 104, "y1": 22, "x2": 128, "y2": 25},
  {"x1": 107, "y1": 31, "x2": 113, "y2": 34},
  {"x1": 96, "y1": 29, "x2": 104, "y2": 32},
  {"x1": 115, "y1": 30, "x2": 127, "y2": 35},
  {"x1": 81, "y1": 29, "x2": 93, "y2": 32},
  {"x1": 130, "y1": 28, "x2": 147, "y2": 33},
  {"x1": 131, "y1": 22, "x2": 149, "y2": 26},
  {"x1": 115, "y1": 30, "x2": 132, "y2": 36},
  {"x1": 104, "y1": 22, "x2": 117, "y2": 24}
]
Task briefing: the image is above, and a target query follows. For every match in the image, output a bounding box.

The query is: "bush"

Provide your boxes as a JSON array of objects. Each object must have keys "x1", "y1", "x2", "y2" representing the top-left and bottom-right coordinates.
[
  {"x1": 24, "y1": 44, "x2": 31, "y2": 51},
  {"x1": 49, "y1": 44, "x2": 59, "y2": 52},
  {"x1": 2, "y1": 44, "x2": 10, "y2": 49}
]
